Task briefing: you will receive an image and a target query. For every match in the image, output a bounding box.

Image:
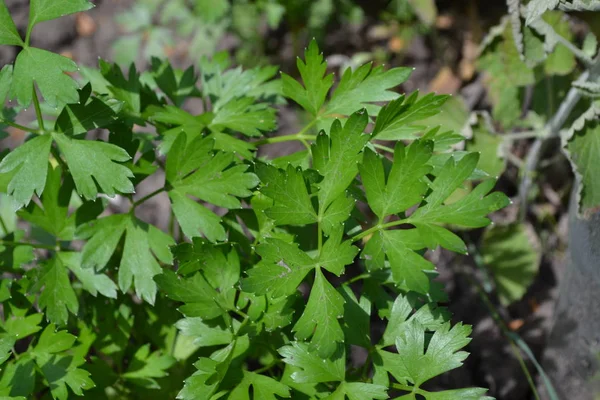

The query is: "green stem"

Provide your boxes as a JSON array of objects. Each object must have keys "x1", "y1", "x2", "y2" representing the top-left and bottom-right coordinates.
[
  {"x1": 253, "y1": 119, "x2": 319, "y2": 146},
  {"x1": 0, "y1": 118, "x2": 42, "y2": 134},
  {"x1": 253, "y1": 360, "x2": 281, "y2": 375},
  {"x1": 372, "y1": 143, "x2": 395, "y2": 153},
  {"x1": 32, "y1": 86, "x2": 45, "y2": 132},
  {"x1": 50, "y1": 146, "x2": 69, "y2": 172},
  {"x1": 132, "y1": 187, "x2": 166, "y2": 208},
  {"x1": 391, "y1": 383, "x2": 419, "y2": 393},
  {"x1": 351, "y1": 219, "x2": 408, "y2": 243},
  {"x1": 0, "y1": 240, "x2": 60, "y2": 251},
  {"x1": 343, "y1": 273, "x2": 371, "y2": 286}
]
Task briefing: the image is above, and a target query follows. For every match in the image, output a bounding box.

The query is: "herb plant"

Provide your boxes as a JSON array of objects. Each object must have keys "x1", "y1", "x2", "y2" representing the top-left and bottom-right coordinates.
[{"x1": 0, "y1": 1, "x2": 509, "y2": 399}]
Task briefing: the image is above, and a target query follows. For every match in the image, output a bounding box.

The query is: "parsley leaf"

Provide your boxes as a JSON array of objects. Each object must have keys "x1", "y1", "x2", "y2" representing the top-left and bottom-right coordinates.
[
  {"x1": 360, "y1": 140, "x2": 433, "y2": 219},
  {"x1": 12, "y1": 48, "x2": 79, "y2": 107},
  {"x1": 242, "y1": 238, "x2": 315, "y2": 297},
  {"x1": 377, "y1": 320, "x2": 491, "y2": 398},
  {"x1": 0, "y1": 1, "x2": 23, "y2": 46},
  {"x1": 77, "y1": 215, "x2": 174, "y2": 304},
  {"x1": 313, "y1": 110, "x2": 370, "y2": 210},
  {"x1": 0, "y1": 135, "x2": 52, "y2": 209},
  {"x1": 282, "y1": 39, "x2": 333, "y2": 116},
  {"x1": 325, "y1": 381, "x2": 388, "y2": 400},
  {"x1": 279, "y1": 342, "x2": 345, "y2": 383},
  {"x1": 30, "y1": 257, "x2": 78, "y2": 326},
  {"x1": 53, "y1": 132, "x2": 134, "y2": 201},
  {"x1": 229, "y1": 371, "x2": 291, "y2": 399},
  {"x1": 28, "y1": 0, "x2": 94, "y2": 30},
  {"x1": 121, "y1": 344, "x2": 176, "y2": 389},
  {"x1": 293, "y1": 267, "x2": 345, "y2": 358},
  {"x1": 167, "y1": 133, "x2": 258, "y2": 241},
  {"x1": 256, "y1": 163, "x2": 317, "y2": 226}
]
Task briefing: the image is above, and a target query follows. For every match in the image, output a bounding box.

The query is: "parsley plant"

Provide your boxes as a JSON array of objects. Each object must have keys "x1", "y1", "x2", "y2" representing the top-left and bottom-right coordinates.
[{"x1": 0, "y1": 1, "x2": 509, "y2": 398}]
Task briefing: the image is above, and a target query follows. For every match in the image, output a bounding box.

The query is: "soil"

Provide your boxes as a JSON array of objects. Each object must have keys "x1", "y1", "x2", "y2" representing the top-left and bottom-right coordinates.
[{"x1": 1, "y1": 1, "x2": 574, "y2": 399}]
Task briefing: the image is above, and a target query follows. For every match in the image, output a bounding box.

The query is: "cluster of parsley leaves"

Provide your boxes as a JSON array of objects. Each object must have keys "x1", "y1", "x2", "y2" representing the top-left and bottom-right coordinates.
[{"x1": 0, "y1": 1, "x2": 507, "y2": 399}]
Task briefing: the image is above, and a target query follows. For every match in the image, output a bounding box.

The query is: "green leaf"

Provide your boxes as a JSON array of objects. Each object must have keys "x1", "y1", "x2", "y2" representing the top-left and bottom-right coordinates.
[
  {"x1": 360, "y1": 140, "x2": 433, "y2": 219},
  {"x1": 242, "y1": 238, "x2": 315, "y2": 297},
  {"x1": 36, "y1": 354, "x2": 94, "y2": 400},
  {"x1": 12, "y1": 48, "x2": 79, "y2": 107},
  {"x1": 149, "y1": 58, "x2": 200, "y2": 107},
  {"x1": 540, "y1": 11, "x2": 576, "y2": 75},
  {"x1": 28, "y1": 0, "x2": 94, "y2": 29},
  {"x1": 155, "y1": 270, "x2": 223, "y2": 319},
  {"x1": 372, "y1": 92, "x2": 449, "y2": 141},
  {"x1": 466, "y1": 114, "x2": 506, "y2": 177},
  {"x1": 482, "y1": 223, "x2": 540, "y2": 305},
  {"x1": 282, "y1": 39, "x2": 333, "y2": 116},
  {"x1": 338, "y1": 285, "x2": 371, "y2": 348},
  {"x1": 381, "y1": 295, "x2": 449, "y2": 347},
  {"x1": 256, "y1": 163, "x2": 317, "y2": 226},
  {"x1": 319, "y1": 229, "x2": 358, "y2": 276},
  {"x1": 52, "y1": 132, "x2": 134, "y2": 200},
  {"x1": 167, "y1": 133, "x2": 259, "y2": 241},
  {"x1": 379, "y1": 230, "x2": 434, "y2": 294},
  {"x1": 293, "y1": 267, "x2": 345, "y2": 358},
  {"x1": 279, "y1": 342, "x2": 345, "y2": 383},
  {"x1": 0, "y1": 1, "x2": 23, "y2": 46},
  {"x1": 78, "y1": 215, "x2": 174, "y2": 304},
  {"x1": 0, "y1": 65, "x2": 12, "y2": 104},
  {"x1": 169, "y1": 190, "x2": 226, "y2": 242},
  {"x1": 58, "y1": 252, "x2": 117, "y2": 299},
  {"x1": 563, "y1": 104, "x2": 600, "y2": 214},
  {"x1": 325, "y1": 381, "x2": 388, "y2": 400},
  {"x1": 210, "y1": 97, "x2": 276, "y2": 137},
  {"x1": 229, "y1": 371, "x2": 291, "y2": 399},
  {"x1": 122, "y1": 344, "x2": 176, "y2": 389},
  {"x1": 0, "y1": 357, "x2": 36, "y2": 397},
  {"x1": 17, "y1": 164, "x2": 74, "y2": 239},
  {"x1": 477, "y1": 18, "x2": 535, "y2": 127},
  {"x1": 2, "y1": 313, "x2": 43, "y2": 339},
  {"x1": 324, "y1": 63, "x2": 412, "y2": 118},
  {"x1": 33, "y1": 324, "x2": 76, "y2": 355},
  {"x1": 33, "y1": 257, "x2": 79, "y2": 326},
  {"x1": 378, "y1": 320, "x2": 490, "y2": 397},
  {"x1": 410, "y1": 176, "x2": 509, "y2": 228},
  {"x1": 54, "y1": 84, "x2": 123, "y2": 136},
  {"x1": 177, "y1": 342, "x2": 235, "y2": 400},
  {"x1": 0, "y1": 335, "x2": 15, "y2": 365},
  {"x1": 175, "y1": 317, "x2": 234, "y2": 347},
  {"x1": 314, "y1": 110, "x2": 370, "y2": 210},
  {"x1": 0, "y1": 135, "x2": 52, "y2": 209}
]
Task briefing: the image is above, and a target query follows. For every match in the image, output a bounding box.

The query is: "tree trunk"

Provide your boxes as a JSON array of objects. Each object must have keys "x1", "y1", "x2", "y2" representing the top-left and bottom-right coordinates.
[{"x1": 542, "y1": 188, "x2": 600, "y2": 399}]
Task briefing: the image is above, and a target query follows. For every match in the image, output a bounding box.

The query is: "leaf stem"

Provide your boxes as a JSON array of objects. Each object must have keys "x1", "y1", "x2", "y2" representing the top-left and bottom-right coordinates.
[
  {"x1": 372, "y1": 143, "x2": 395, "y2": 153},
  {"x1": 253, "y1": 359, "x2": 281, "y2": 374},
  {"x1": 132, "y1": 187, "x2": 166, "y2": 208},
  {"x1": 351, "y1": 219, "x2": 408, "y2": 243},
  {"x1": 253, "y1": 118, "x2": 319, "y2": 146},
  {"x1": 0, "y1": 118, "x2": 43, "y2": 135},
  {"x1": 343, "y1": 273, "x2": 371, "y2": 285},
  {"x1": 32, "y1": 86, "x2": 45, "y2": 132}
]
